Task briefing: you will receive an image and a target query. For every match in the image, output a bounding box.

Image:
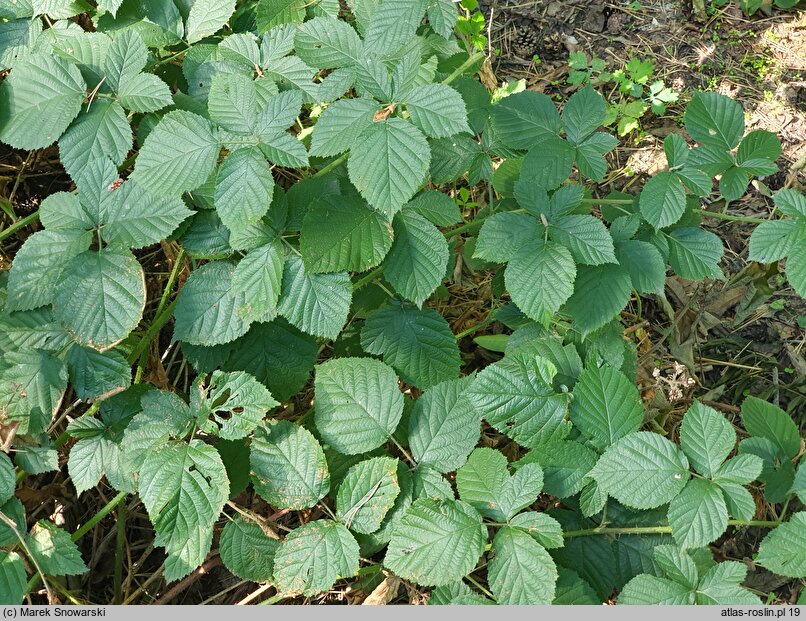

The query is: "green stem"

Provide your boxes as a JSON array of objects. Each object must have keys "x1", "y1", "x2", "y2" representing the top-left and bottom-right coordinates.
[
  {"x1": 0, "y1": 210, "x2": 39, "y2": 242},
  {"x1": 312, "y1": 152, "x2": 349, "y2": 178},
  {"x1": 580, "y1": 198, "x2": 635, "y2": 205},
  {"x1": 455, "y1": 316, "x2": 495, "y2": 339},
  {"x1": 352, "y1": 266, "x2": 384, "y2": 291},
  {"x1": 562, "y1": 520, "x2": 781, "y2": 538},
  {"x1": 446, "y1": 218, "x2": 485, "y2": 238},
  {"x1": 442, "y1": 52, "x2": 485, "y2": 85},
  {"x1": 113, "y1": 498, "x2": 126, "y2": 603},
  {"x1": 72, "y1": 491, "x2": 128, "y2": 542},
  {"x1": 700, "y1": 210, "x2": 767, "y2": 224},
  {"x1": 128, "y1": 247, "x2": 185, "y2": 366}
]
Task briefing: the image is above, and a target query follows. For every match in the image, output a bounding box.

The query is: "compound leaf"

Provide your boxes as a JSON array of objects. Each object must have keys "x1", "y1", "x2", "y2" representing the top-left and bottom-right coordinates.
[{"x1": 667, "y1": 478, "x2": 728, "y2": 548}]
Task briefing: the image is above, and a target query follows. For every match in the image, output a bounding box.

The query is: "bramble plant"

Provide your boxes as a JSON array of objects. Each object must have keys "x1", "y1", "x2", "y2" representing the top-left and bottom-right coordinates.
[{"x1": 0, "y1": 0, "x2": 805, "y2": 606}]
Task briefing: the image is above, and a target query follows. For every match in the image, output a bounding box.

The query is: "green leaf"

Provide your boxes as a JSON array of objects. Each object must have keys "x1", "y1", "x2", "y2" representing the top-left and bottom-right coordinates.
[
  {"x1": 6, "y1": 229, "x2": 91, "y2": 312},
  {"x1": 0, "y1": 454, "x2": 14, "y2": 505},
  {"x1": 521, "y1": 137, "x2": 575, "y2": 190},
  {"x1": 719, "y1": 166, "x2": 751, "y2": 203},
  {"x1": 615, "y1": 239, "x2": 667, "y2": 295},
  {"x1": 360, "y1": 301, "x2": 460, "y2": 389},
  {"x1": 404, "y1": 83, "x2": 471, "y2": 138},
  {"x1": 466, "y1": 353, "x2": 569, "y2": 448},
  {"x1": 564, "y1": 265, "x2": 632, "y2": 335},
  {"x1": 256, "y1": 0, "x2": 305, "y2": 32},
  {"x1": 714, "y1": 454, "x2": 764, "y2": 485},
  {"x1": 489, "y1": 526, "x2": 558, "y2": 604},
  {"x1": 505, "y1": 240, "x2": 576, "y2": 325},
  {"x1": 310, "y1": 98, "x2": 377, "y2": 157},
  {"x1": 336, "y1": 456, "x2": 400, "y2": 534},
  {"x1": 0, "y1": 551, "x2": 26, "y2": 605},
  {"x1": 696, "y1": 561, "x2": 761, "y2": 604},
  {"x1": 404, "y1": 190, "x2": 462, "y2": 226},
  {"x1": 347, "y1": 117, "x2": 431, "y2": 218},
  {"x1": 748, "y1": 220, "x2": 806, "y2": 263},
  {"x1": 384, "y1": 210, "x2": 448, "y2": 306},
  {"x1": 640, "y1": 171, "x2": 686, "y2": 229},
  {"x1": 757, "y1": 512, "x2": 806, "y2": 578},
  {"x1": 131, "y1": 110, "x2": 220, "y2": 196},
  {"x1": 590, "y1": 432, "x2": 690, "y2": 509},
  {"x1": 215, "y1": 147, "x2": 275, "y2": 235},
  {"x1": 0, "y1": 349, "x2": 67, "y2": 435},
  {"x1": 775, "y1": 188, "x2": 806, "y2": 218},
  {"x1": 456, "y1": 447, "x2": 544, "y2": 522},
  {"x1": 385, "y1": 498, "x2": 485, "y2": 586},
  {"x1": 54, "y1": 249, "x2": 145, "y2": 351},
  {"x1": 208, "y1": 73, "x2": 259, "y2": 135},
  {"x1": 491, "y1": 91, "x2": 562, "y2": 150},
  {"x1": 301, "y1": 194, "x2": 393, "y2": 273},
  {"x1": 792, "y1": 461, "x2": 806, "y2": 505},
  {"x1": 314, "y1": 357, "x2": 403, "y2": 455},
  {"x1": 67, "y1": 345, "x2": 131, "y2": 401},
  {"x1": 619, "y1": 574, "x2": 695, "y2": 604},
  {"x1": 102, "y1": 180, "x2": 193, "y2": 249},
  {"x1": 668, "y1": 478, "x2": 728, "y2": 548},
  {"x1": 786, "y1": 245, "x2": 806, "y2": 298},
  {"x1": 562, "y1": 86, "x2": 606, "y2": 145},
  {"x1": 139, "y1": 439, "x2": 229, "y2": 582},
  {"x1": 741, "y1": 396, "x2": 800, "y2": 459},
  {"x1": 684, "y1": 91, "x2": 744, "y2": 150},
  {"x1": 103, "y1": 30, "x2": 146, "y2": 92},
  {"x1": 26, "y1": 521, "x2": 88, "y2": 576},
  {"x1": 362, "y1": 0, "x2": 425, "y2": 57},
  {"x1": 250, "y1": 419, "x2": 330, "y2": 509},
  {"x1": 273, "y1": 520, "x2": 359, "y2": 595},
  {"x1": 664, "y1": 133, "x2": 689, "y2": 168},
  {"x1": 549, "y1": 215, "x2": 617, "y2": 266},
  {"x1": 409, "y1": 377, "x2": 479, "y2": 474},
  {"x1": 219, "y1": 517, "x2": 279, "y2": 582},
  {"x1": 569, "y1": 364, "x2": 643, "y2": 448},
  {"x1": 509, "y1": 512, "x2": 564, "y2": 549},
  {"x1": 294, "y1": 17, "x2": 362, "y2": 68},
  {"x1": 186, "y1": 0, "x2": 235, "y2": 43},
  {"x1": 0, "y1": 54, "x2": 86, "y2": 149},
  {"x1": 653, "y1": 544, "x2": 698, "y2": 589},
  {"x1": 552, "y1": 567, "x2": 599, "y2": 605},
  {"x1": 118, "y1": 72, "x2": 173, "y2": 113},
  {"x1": 193, "y1": 370, "x2": 278, "y2": 440},
  {"x1": 666, "y1": 228, "x2": 724, "y2": 280},
  {"x1": 474, "y1": 213, "x2": 540, "y2": 263},
  {"x1": 515, "y1": 440, "x2": 597, "y2": 498},
  {"x1": 277, "y1": 255, "x2": 352, "y2": 339},
  {"x1": 173, "y1": 261, "x2": 252, "y2": 346},
  {"x1": 58, "y1": 100, "x2": 131, "y2": 186},
  {"x1": 737, "y1": 129, "x2": 781, "y2": 163},
  {"x1": 231, "y1": 241, "x2": 284, "y2": 322},
  {"x1": 259, "y1": 131, "x2": 309, "y2": 168},
  {"x1": 679, "y1": 402, "x2": 735, "y2": 478},
  {"x1": 427, "y1": 0, "x2": 457, "y2": 38},
  {"x1": 719, "y1": 482, "x2": 756, "y2": 522}
]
